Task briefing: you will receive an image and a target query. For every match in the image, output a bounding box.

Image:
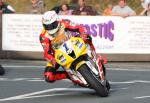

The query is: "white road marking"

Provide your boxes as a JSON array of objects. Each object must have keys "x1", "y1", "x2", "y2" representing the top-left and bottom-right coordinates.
[
  {"x1": 0, "y1": 78, "x2": 44, "y2": 81},
  {"x1": 0, "y1": 87, "x2": 127, "y2": 102},
  {"x1": 110, "y1": 80, "x2": 150, "y2": 84},
  {"x1": 0, "y1": 78, "x2": 8, "y2": 80},
  {"x1": 108, "y1": 68, "x2": 150, "y2": 71},
  {"x1": 19, "y1": 93, "x2": 74, "y2": 100},
  {"x1": 2, "y1": 64, "x2": 150, "y2": 71},
  {"x1": 3, "y1": 65, "x2": 45, "y2": 68},
  {"x1": 0, "y1": 88, "x2": 92, "y2": 101},
  {"x1": 27, "y1": 79, "x2": 44, "y2": 81},
  {"x1": 134, "y1": 95, "x2": 150, "y2": 99},
  {"x1": 111, "y1": 87, "x2": 129, "y2": 91},
  {"x1": 13, "y1": 78, "x2": 31, "y2": 81},
  {"x1": 1, "y1": 78, "x2": 150, "y2": 85}
]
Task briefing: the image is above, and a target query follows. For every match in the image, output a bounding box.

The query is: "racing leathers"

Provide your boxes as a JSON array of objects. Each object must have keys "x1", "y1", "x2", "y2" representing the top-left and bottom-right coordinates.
[{"x1": 40, "y1": 19, "x2": 98, "y2": 83}]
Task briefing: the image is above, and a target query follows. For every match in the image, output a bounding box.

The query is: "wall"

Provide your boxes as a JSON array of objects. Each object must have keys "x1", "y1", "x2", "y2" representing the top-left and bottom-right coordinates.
[{"x1": 1, "y1": 14, "x2": 150, "y2": 61}]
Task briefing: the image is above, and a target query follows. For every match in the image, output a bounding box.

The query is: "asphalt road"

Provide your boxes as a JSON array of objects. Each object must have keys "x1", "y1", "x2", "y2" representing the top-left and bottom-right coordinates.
[{"x1": 0, "y1": 60, "x2": 150, "y2": 103}]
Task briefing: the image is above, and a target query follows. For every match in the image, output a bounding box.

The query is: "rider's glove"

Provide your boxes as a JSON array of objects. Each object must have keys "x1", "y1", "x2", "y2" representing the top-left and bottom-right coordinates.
[
  {"x1": 86, "y1": 35, "x2": 92, "y2": 42},
  {"x1": 50, "y1": 58, "x2": 57, "y2": 67},
  {"x1": 81, "y1": 34, "x2": 92, "y2": 43},
  {"x1": 46, "y1": 54, "x2": 56, "y2": 67}
]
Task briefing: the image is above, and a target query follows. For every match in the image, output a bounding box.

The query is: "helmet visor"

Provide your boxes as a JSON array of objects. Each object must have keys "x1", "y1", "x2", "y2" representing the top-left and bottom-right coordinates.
[{"x1": 43, "y1": 21, "x2": 58, "y2": 30}]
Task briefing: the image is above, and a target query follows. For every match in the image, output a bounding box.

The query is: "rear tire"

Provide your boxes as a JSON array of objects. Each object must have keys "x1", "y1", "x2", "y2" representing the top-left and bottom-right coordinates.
[{"x1": 78, "y1": 64, "x2": 109, "y2": 97}]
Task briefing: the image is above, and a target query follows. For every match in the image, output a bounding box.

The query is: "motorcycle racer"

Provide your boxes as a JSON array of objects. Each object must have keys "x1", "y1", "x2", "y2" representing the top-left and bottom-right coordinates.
[{"x1": 39, "y1": 11, "x2": 106, "y2": 84}]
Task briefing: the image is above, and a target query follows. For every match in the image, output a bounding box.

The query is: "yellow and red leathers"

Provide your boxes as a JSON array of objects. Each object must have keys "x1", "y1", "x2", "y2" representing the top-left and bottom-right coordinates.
[{"x1": 40, "y1": 19, "x2": 96, "y2": 83}]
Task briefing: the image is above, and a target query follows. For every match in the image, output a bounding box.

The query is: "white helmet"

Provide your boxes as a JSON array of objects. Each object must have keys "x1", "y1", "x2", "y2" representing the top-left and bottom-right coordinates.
[{"x1": 42, "y1": 11, "x2": 60, "y2": 35}]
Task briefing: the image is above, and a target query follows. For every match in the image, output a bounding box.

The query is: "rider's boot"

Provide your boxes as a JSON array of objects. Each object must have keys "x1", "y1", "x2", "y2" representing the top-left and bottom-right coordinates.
[{"x1": 44, "y1": 66, "x2": 69, "y2": 83}]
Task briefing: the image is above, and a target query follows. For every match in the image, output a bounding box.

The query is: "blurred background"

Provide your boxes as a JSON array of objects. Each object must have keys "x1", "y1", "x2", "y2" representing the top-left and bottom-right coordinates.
[{"x1": 4, "y1": 0, "x2": 143, "y2": 14}]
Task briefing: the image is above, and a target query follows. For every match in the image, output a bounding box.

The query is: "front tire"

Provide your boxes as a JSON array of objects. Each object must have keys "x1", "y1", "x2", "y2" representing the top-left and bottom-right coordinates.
[
  {"x1": 106, "y1": 80, "x2": 110, "y2": 91},
  {"x1": 102, "y1": 63, "x2": 106, "y2": 76},
  {"x1": 78, "y1": 64, "x2": 109, "y2": 97}
]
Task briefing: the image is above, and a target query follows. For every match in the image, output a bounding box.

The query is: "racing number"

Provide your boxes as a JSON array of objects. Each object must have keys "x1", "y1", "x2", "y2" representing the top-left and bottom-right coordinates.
[{"x1": 63, "y1": 43, "x2": 69, "y2": 52}]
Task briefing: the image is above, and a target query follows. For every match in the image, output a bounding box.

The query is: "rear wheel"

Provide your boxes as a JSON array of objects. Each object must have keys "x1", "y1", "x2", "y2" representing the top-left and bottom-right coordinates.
[{"x1": 78, "y1": 64, "x2": 109, "y2": 97}]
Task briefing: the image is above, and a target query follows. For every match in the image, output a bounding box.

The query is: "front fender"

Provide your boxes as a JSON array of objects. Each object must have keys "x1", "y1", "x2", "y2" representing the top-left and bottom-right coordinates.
[{"x1": 75, "y1": 61, "x2": 86, "y2": 71}]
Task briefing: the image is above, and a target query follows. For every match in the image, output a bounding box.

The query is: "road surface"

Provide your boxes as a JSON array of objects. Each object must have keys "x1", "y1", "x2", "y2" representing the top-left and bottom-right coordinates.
[{"x1": 0, "y1": 60, "x2": 150, "y2": 103}]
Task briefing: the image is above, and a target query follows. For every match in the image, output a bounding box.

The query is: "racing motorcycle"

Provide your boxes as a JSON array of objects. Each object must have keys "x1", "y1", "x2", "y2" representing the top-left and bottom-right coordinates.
[{"x1": 46, "y1": 34, "x2": 110, "y2": 97}]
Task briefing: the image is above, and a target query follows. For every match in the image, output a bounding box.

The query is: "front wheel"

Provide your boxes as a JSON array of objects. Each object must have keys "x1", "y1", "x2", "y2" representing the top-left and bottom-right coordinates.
[
  {"x1": 78, "y1": 64, "x2": 109, "y2": 97},
  {"x1": 106, "y1": 80, "x2": 110, "y2": 91}
]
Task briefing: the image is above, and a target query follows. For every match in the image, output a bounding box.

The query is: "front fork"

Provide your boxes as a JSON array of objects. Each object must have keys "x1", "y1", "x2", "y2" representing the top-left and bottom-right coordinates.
[
  {"x1": 96, "y1": 60, "x2": 105, "y2": 81},
  {"x1": 66, "y1": 68, "x2": 88, "y2": 85},
  {"x1": 86, "y1": 44, "x2": 106, "y2": 81},
  {"x1": 86, "y1": 60, "x2": 105, "y2": 81}
]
